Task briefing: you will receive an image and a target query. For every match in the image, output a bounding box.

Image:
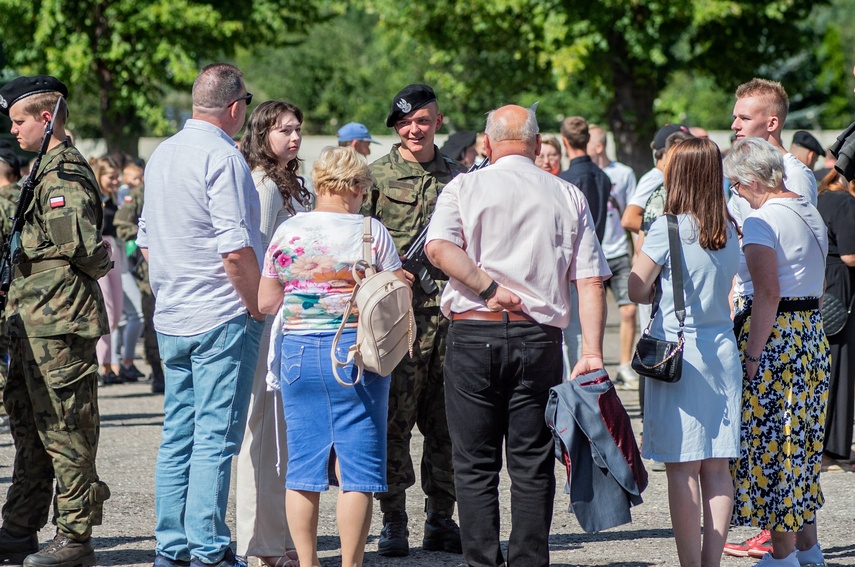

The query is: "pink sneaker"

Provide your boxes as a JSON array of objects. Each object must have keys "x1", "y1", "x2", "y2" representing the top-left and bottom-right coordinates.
[{"x1": 723, "y1": 530, "x2": 772, "y2": 558}]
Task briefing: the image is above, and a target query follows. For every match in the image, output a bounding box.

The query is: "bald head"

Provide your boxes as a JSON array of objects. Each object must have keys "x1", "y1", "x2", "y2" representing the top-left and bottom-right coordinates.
[{"x1": 484, "y1": 105, "x2": 540, "y2": 161}]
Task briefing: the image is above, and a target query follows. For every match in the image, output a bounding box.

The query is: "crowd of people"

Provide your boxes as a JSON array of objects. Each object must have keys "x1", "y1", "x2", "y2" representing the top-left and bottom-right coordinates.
[{"x1": 0, "y1": 62, "x2": 853, "y2": 567}]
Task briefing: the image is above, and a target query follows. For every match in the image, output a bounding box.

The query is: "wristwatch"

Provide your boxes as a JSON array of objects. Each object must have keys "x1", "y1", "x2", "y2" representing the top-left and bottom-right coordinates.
[{"x1": 479, "y1": 280, "x2": 499, "y2": 301}]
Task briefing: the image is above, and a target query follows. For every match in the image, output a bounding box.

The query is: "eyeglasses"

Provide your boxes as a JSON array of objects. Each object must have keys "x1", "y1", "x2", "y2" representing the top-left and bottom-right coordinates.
[
  {"x1": 228, "y1": 92, "x2": 253, "y2": 107},
  {"x1": 730, "y1": 180, "x2": 742, "y2": 195}
]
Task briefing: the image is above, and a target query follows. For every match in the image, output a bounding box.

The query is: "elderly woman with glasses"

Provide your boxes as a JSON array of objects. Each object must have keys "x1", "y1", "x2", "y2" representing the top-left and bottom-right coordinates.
[{"x1": 724, "y1": 137, "x2": 830, "y2": 567}]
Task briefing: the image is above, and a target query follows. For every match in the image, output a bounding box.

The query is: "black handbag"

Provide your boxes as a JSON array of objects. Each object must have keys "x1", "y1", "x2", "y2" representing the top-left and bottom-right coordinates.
[
  {"x1": 631, "y1": 214, "x2": 685, "y2": 383},
  {"x1": 821, "y1": 292, "x2": 853, "y2": 336}
]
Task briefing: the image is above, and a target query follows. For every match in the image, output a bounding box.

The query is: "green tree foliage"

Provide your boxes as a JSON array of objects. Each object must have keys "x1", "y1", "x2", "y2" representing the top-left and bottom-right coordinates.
[
  {"x1": 361, "y1": 0, "x2": 824, "y2": 174},
  {"x1": 0, "y1": 0, "x2": 323, "y2": 154}
]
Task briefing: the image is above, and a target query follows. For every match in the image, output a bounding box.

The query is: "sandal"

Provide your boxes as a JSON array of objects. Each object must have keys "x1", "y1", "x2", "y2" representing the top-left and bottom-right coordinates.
[
  {"x1": 257, "y1": 551, "x2": 300, "y2": 567},
  {"x1": 821, "y1": 455, "x2": 846, "y2": 473}
]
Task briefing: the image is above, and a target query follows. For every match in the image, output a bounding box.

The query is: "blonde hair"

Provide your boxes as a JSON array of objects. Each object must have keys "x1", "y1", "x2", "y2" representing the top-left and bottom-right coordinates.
[
  {"x1": 20, "y1": 92, "x2": 68, "y2": 128},
  {"x1": 312, "y1": 146, "x2": 372, "y2": 197},
  {"x1": 89, "y1": 156, "x2": 119, "y2": 200}
]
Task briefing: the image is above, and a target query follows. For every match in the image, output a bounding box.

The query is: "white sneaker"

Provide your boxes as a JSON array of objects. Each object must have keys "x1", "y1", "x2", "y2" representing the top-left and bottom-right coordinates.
[
  {"x1": 755, "y1": 551, "x2": 799, "y2": 566},
  {"x1": 616, "y1": 364, "x2": 640, "y2": 390},
  {"x1": 796, "y1": 543, "x2": 825, "y2": 567}
]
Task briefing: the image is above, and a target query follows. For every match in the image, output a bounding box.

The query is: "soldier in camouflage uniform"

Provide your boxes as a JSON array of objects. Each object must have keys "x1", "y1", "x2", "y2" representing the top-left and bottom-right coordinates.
[
  {"x1": 113, "y1": 183, "x2": 164, "y2": 393},
  {"x1": 363, "y1": 84, "x2": 466, "y2": 557},
  {"x1": 0, "y1": 149, "x2": 21, "y2": 430},
  {"x1": 0, "y1": 76, "x2": 113, "y2": 567}
]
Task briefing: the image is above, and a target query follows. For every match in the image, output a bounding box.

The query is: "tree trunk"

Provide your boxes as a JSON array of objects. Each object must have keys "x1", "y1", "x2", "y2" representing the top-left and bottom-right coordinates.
[{"x1": 606, "y1": 34, "x2": 658, "y2": 179}]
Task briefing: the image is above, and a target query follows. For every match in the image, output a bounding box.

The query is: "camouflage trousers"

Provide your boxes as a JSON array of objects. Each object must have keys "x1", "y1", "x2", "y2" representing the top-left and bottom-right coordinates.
[
  {"x1": 0, "y1": 329, "x2": 8, "y2": 419},
  {"x1": 377, "y1": 307, "x2": 456, "y2": 515},
  {"x1": 138, "y1": 285, "x2": 163, "y2": 379},
  {"x1": 1, "y1": 335, "x2": 110, "y2": 540}
]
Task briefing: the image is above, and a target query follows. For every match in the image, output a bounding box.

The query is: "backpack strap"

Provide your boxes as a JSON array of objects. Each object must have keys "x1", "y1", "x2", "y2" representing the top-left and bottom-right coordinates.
[{"x1": 329, "y1": 217, "x2": 375, "y2": 387}]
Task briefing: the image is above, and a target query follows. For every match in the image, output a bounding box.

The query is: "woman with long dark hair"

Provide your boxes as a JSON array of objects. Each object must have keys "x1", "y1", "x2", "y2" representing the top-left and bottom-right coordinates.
[
  {"x1": 235, "y1": 100, "x2": 312, "y2": 567},
  {"x1": 629, "y1": 138, "x2": 741, "y2": 566}
]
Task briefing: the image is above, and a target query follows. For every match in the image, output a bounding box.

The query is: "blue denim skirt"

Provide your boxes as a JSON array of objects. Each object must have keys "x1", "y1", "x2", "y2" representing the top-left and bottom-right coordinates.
[{"x1": 279, "y1": 329, "x2": 389, "y2": 492}]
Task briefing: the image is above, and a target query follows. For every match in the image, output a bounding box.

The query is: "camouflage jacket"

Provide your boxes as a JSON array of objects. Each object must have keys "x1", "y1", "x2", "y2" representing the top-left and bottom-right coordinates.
[
  {"x1": 113, "y1": 184, "x2": 150, "y2": 292},
  {"x1": 363, "y1": 144, "x2": 465, "y2": 308},
  {"x1": 5, "y1": 141, "x2": 111, "y2": 338},
  {"x1": 0, "y1": 182, "x2": 21, "y2": 252}
]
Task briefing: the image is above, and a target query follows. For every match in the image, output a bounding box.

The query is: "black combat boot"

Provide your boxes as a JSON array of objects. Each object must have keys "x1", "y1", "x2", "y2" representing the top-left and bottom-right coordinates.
[
  {"x1": 0, "y1": 527, "x2": 39, "y2": 564},
  {"x1": 377, "y1": 510, "x2": 409, "y2": 557},
  {"x1": 422, "y1": 512, "x2": 462, "y2": 553},
  {"x1": 22, "y1": 532, "x2": 95, "y2": 567},
  {"x1": 150, "y1": 372, "x2": 165, "y2": 394}
]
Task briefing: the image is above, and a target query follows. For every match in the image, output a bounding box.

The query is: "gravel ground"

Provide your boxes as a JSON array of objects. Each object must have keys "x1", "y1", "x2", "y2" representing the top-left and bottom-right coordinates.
[{"x1": 2, "y1": 298, "x2": 854, "y2": 566}]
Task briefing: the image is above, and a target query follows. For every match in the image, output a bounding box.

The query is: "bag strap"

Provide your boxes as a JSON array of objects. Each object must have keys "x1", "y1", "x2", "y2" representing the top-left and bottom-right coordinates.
[
  {"x1": 644, "y1": 214, "x2": 685, "y2": 337},
  {"x1": 329, "y1": 218, "x2": 375, "y2": 387}
]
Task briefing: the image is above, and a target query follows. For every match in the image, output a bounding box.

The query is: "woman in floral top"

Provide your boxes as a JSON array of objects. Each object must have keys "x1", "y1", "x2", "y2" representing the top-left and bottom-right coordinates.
[{"x1": 259, "y1": 146, "x2": 405, "y2": 567}]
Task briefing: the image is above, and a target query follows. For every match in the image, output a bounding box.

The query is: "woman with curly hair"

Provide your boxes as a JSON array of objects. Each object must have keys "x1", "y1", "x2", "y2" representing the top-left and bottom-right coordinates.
[{"x1": 235, "y1": 100, "x2": 313, "y2": 567}]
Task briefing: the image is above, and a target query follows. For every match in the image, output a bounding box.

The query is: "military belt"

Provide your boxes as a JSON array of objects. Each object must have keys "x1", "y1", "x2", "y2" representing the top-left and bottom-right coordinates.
[{"x1": 14, "y1": 258, "x2": 69, "y2": 278}]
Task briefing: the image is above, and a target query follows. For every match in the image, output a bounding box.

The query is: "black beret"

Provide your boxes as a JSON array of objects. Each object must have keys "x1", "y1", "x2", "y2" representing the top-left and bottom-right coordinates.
[
  {"x1": 0, "y1": 75, "x2": 68, "y2": 116},
  {"x1": 440, "y1": 131, "x2": 477, "y2": 161},
  {"x1": 0, "y1": 149, "x2": 21, "y2": 177},
  {"x1": 792, "y1": 130, "x2": 824, "y2": 156},
  {"x1": 386, "y1": 84, "x2": 437, "y2": 127}
]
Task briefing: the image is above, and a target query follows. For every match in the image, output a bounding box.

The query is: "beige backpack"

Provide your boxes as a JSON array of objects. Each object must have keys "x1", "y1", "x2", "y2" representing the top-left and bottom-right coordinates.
[{"x1": 331, "y1": 217, "x2": 415, "y2": 386}]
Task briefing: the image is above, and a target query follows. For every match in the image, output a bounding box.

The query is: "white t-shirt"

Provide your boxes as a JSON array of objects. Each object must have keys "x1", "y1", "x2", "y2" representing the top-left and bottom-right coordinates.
[
  {"x1": 426, "y1": 154, "x2": 611, "y2": 329},
  {"x1": 601, "y1": 161, "x2": 637, "y2": 259},
  {"x1": 627, "y1": 167, "x2": 664, "y2": 209},
  {"x1": 262, "y1": 212, "x2": 401, "y2": 331},
  {"x1": 736, "y1": 197, "x2": 827, "y2": 298},
  {"x1": 728, "y1": 152, "x2": 818, "y2": 227}
]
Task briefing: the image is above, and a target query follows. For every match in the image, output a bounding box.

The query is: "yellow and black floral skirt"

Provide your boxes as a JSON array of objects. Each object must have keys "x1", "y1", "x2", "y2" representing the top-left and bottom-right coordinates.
[{"x1": 731, "y1": 296, "x2": 830, "y2": 532}]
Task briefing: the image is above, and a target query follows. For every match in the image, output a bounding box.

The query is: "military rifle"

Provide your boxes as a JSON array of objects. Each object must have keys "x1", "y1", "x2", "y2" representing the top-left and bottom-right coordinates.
[
  {"x1": 0, "y1": 96, "x2": 62, "y2": 313},
  {"x1": 401, "y1": 157, "x2": 490, "y2": 298}
]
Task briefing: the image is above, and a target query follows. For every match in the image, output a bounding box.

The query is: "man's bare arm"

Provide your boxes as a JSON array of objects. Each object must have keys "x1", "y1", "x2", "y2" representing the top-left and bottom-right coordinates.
[
  {"x1": 223, "y1": 247, "x2": 263, "y2": 321},
  {"x1": 425, "y1": 239, "x2": 521, "y2": 311},
  {"x1": 571, "y1": 276, "x2": 607, "y2": 378}
]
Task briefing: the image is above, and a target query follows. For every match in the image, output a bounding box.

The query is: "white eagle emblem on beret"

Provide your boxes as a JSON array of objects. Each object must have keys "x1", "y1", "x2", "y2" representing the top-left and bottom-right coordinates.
[
  {"x1": 0, "y1": 95, "x2": 6, "y2": 109},
  {"x1": 396, "y1": 98, "x2": 412, "y2": 114}
]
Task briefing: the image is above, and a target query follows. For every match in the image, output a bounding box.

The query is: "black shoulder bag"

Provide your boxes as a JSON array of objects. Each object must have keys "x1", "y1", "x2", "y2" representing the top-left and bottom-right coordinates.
[{"x1": 631, "y1": 214, "x2": 685, "y2": 383}]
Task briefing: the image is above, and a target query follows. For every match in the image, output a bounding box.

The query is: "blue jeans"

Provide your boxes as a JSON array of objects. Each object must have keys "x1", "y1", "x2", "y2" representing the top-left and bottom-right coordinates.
[{"x1": 154, "y1": 313, "x2": 264, "y2": 563}]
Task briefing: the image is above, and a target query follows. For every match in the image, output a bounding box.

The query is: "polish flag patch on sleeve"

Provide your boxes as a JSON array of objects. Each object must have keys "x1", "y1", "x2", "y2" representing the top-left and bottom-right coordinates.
[{"x1": 50, "y1": 196, "x2": 66, "y2": 209}]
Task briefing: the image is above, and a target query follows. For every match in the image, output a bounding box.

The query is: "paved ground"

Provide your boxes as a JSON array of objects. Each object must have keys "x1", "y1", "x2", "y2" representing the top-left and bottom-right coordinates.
[{"x1": 2, "y1": 297, "x2": 854, "y2": 566}]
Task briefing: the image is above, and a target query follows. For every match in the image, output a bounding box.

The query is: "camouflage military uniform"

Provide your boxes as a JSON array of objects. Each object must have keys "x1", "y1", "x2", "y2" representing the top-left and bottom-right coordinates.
[
  {"x1": 113, "y1": 185, "x2": 163, "y2": 381},
  {"x1": 2, "y1": 140, "x2": 113, "y2": 541},
  {"x1": 364, "y1": 143, "x2": 465, "y2": 515},
  {"x1": 0, "y1": 182, "x2": 20, "y2": 420}
]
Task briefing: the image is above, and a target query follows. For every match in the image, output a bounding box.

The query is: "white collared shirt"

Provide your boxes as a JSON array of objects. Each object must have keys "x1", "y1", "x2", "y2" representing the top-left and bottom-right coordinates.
[{"x1": 426, "y1": 154, "x2": 611, "y2": 328}]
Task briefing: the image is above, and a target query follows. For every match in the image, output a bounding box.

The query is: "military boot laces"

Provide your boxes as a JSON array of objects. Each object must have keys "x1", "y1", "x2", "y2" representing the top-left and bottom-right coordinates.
[
  {"x1": 0, "y1": 527, "x2": 39, "y2": 564},
  {"x1": 422, "y1": 512, "x2": 462, "y2": 554},
  {"x1": 22, "y1": 532, "x2": 95, "y2": 567},
  {"x1": 377, "y1": 510, "x2": 409, "y2": 557}
]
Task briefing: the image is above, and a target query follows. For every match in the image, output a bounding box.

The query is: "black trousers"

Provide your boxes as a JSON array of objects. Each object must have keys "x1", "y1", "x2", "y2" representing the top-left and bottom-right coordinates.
[{"x1": 444, "y1": 318, "x2": 562, "y2": 567}]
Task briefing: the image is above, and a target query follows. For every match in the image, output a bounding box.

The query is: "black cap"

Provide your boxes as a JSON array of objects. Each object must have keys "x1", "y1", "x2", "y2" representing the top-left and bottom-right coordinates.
[
  {"x1": 440, "y1": 131, "x2": 477, "y2": 161},
  {"x1": 652, "y1": 124, "x2": 690, "y2": 150},
  {"x1": 0, "y1": 75, "x2": 68, "y2": 116},
  {"x1": 0, "y1": 149, "x2": 21, "y2": 177},
  {"x1": 386, "y1": 84, "x2": 437, "y2": 127},
  {"x1": 792, "y1": 130, "x2": 824, "y2": 155}
]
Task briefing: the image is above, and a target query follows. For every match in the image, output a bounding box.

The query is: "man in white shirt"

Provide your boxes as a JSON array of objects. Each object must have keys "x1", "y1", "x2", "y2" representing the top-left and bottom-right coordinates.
[
  {"x1": 728, "y1": 78, "x2": 817, "y2": 226},
  {"x1": 138, "y1": 63, "x2": 265, "y2": 567},
  {"x1": 588, "y1": 125, "x2": 640, "y2": 389},
  {"x1": 425, "y1": 104, "x2": 610, "y2": 567}
]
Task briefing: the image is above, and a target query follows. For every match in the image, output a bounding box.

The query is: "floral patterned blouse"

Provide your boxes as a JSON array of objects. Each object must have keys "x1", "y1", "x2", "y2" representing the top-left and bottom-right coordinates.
[{"x1": 262, "y1": 211, "x2": 402, "y2": 331}]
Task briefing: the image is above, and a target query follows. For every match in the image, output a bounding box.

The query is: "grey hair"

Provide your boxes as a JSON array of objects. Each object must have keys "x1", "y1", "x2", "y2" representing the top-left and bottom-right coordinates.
[
  {"x1": 192, "y1": 63, "x2": 244, "y2": 109},
  {"x1": 723, "y1": 137, "x2": 785, "y2": 189},
  {"x1": 484, "y1": 106, "x2": 539, "y2": 143}
]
